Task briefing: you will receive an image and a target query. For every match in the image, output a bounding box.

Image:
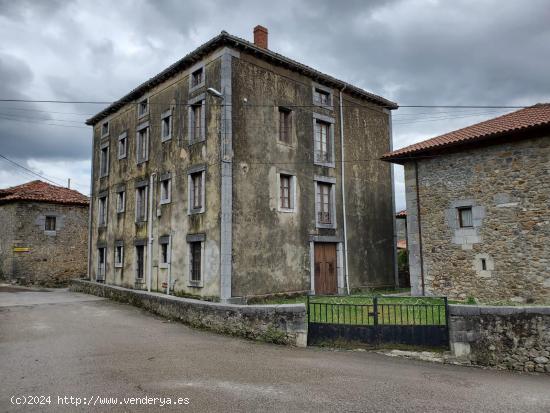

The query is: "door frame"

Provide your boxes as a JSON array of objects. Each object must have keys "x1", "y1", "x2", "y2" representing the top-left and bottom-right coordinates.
[{"x1": 309, "y1": 240, "x2": 345, "y2": 295}]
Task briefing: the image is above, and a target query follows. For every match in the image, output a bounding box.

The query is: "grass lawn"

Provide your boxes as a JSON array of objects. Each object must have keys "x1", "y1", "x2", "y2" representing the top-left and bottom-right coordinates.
[{"x1": 260, "y1": 294, "x2": 447, "y2": 326}]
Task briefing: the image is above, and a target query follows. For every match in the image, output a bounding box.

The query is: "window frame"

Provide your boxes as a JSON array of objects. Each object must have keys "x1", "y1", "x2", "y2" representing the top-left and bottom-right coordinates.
[
  {"x1": 159, "y1": 236, "x2": 171, "y2": 269},
  {"x1": 135, "y1": 183, "x2": 148, "y2": 223},
  {"x1": 188, "y1": 93, "x2": 206, "y2": 144},
  {"x1": 312, "y1": 82, "x2": 333, "y2": 110},
  {"x1": 458, "y1": 206, "x2": 474, "y2": 228},
  {"x1": 187, "y1": 234, "x2": 205, "y2": 287},
  {"x1": 114, "y1": 242, "x2": 124, "y2": 268},
  {"x1": 161, "y1": 109, "x2": 172, "y2": 142},
  {"x1": 99, "y1": 142, "x2": 110, "y2": 178},
  {"x1": 278, "y1": 172, "x2": 296, "y2": 213},
  {"x1": 116, "y1": 189, "x2": 125, "y2": 213},
  {"x1": 159, "y1": 176, "x2": 171, "y2": 205},
  {"x1": 98, "y1": 195, "x2": 108, "y2": 227},
  {"x1": 135, "y1": 244, "x2": 146, "y2": 281},
  {"x1": 97, "y1": 247, "x2": 106, "y2": 281},
  {"x1": 312, "y1": 113, "x2": 335, "y2": 168},
  {"x1": 137, "y1": 97, "x2": 149, "y2": 119},
  {"x1": 314, "y1": 176, "x2": 337, "y2": 229},
  {"x1": 189, "y1": 63, "x2": 205, "y2": 92},
  {"x1": 44, "y1": 215, "x2": 56, "y2": 232},
  {"x1": 117, "y1": 131, "x2": 128, "y2": 160},
  {"x1": 188, "y1": 165, "x2": 206, "y2": 215},
  {"x1": 100, "y1": 121, "x2": 109, "y2": 138},
  {"x1": 136, "y1": 121, "x2": 149, "y2": 164},
  {"x1": 278, "y1": 107, "x2": 292, "y2": 144}
]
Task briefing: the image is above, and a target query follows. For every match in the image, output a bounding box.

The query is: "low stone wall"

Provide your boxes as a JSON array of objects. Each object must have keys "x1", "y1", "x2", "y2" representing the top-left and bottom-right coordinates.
[
  {"x1": 70, "y1": 279, "x2": 307, "y2": 347},
  {"x1": 449, "y1": 305, "x2": 550, "y2": 372}
]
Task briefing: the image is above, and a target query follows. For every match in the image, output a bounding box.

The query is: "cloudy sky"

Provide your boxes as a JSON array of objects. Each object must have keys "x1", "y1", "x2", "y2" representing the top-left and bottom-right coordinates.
[{"x1": 0, "y1": 0, "x2": 549, "y2": 210}]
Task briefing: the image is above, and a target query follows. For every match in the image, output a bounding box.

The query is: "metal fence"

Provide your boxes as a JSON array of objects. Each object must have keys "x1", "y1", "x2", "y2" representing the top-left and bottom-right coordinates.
[{"x1": 307, "y1": 295, "x2": 450, "y2": 348}]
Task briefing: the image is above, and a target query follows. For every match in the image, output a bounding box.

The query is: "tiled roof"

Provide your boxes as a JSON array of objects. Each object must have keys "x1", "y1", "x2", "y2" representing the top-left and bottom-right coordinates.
[
  {"x1": 0, "y1": 180, "x2": 89, "y2": 206},
  {"x1": 396, "y1": 210, "x2": 407, "y2": 218},
  {"x1": 86, "y1": 31, "x2": 397, "y2": 125},
  {"x1": 382, "y1": 103, "x2": 550, "y2": 163}
]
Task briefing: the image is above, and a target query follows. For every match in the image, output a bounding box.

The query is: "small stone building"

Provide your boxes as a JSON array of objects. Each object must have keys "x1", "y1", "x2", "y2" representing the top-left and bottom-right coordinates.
[
  {"x1": 383, "y1": 104, "x2": 550, "y2": 304},
  {"x1": 85, "y1": 26, "x2": 398, "y2": 302},
  {"x1": 0, "y1": 180, "x2": 89, "y2": 286}
]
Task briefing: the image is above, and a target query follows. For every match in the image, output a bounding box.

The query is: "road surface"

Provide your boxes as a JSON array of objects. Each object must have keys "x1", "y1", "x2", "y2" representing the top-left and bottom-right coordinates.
[{"x1": 0, "y1": 286, "x2": 548, "y2": 412}]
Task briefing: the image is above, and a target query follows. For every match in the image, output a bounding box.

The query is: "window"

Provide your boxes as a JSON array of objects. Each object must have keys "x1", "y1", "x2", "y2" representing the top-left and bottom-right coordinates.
[
  {"x1": 97, "y1": 247, "x2": 106, "y2": 282},
  {"x1": 118, "y1": 132, "x2": 127, "y2": 159},
  {"x1": 45, "y1": 216, "x2": 56, "y2": 231},
  {"x1": 101, "y1": 121, "x2": 109, "y2": 137},
  {"x1": 458, "y1": 207, "x2": 473, "y2": 228},
  {"x1": 116, "y1": 190, "x2": 125, "y2": 213},
  {"x1": 188, "y1": 170, "x2": 205, "y2": 214},
  {"x1": 314, "y1": 120, "x2": 331, "y2": 164},
  {"x1": 114, "y1": 244, "x2": 124, "y2": 268},
  {"x1": 191, "y1": 68, "x2": 203, "y2": 88},
  {"x1": 136, "y1": 123, "x2": 149, "y2": 163},
  {"x1": 315, "y1": 177, "x2": 336, "y2": 228},
  {"x1": 279, "y1": 107, "x2": 292, "y2": 144},
  {"x1": 135, "y1": 245, "x2": 145, "y2": 280},
  {"x1": 98, "y1": 196, "x2": 107, "y2": 226},
  {"x1": 189, "y1": 241, "x2": 202, "y2": 284},
  {"x1": 481, "y1": 258, "x2": 487, "y2": 271},
  {"x1": 99, "y1": 144, "x2": 109, "y2": 177},
  {"x1": 161, "y1": 110, "x2": 172, "y2": 142},
  {"x1": 159, "y1": 237, "x2": 170, "y2": 268},
  {"x1": 314, "y1": 88, "x2": 330, "y2": 106},
  {"x1": 279, "y1": 173, "x2": 296, "y2": 212},
  {"x1": 160, "y1": 177, "x2": 171, "y2": 204},
  {"x1": 191, "y1": 102, "x2": 203, "y2": 143},
  {"x1": 135, "y1": 186, "x2": 148, "y2": 222},
  {"x1": 138, "y1": 98, "x2": 148, "y2": 118}
]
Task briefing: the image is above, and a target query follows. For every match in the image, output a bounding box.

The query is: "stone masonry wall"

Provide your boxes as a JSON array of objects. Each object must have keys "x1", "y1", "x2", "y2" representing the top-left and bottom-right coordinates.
[
  {"x1": 449, "y1": 305, "x2": 550, "y2": 373},
  {"x1": 405, "y1": 136, "x2": 550, "y2": 303},
  {"x1": 70, "y1": 279, "x2": 307, "y2": 347},
  {"x1": 1, "y1": 202, "x2": 88, "y2": 286}
]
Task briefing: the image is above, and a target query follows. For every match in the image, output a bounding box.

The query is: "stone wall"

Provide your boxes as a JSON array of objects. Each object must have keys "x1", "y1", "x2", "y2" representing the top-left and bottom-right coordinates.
[
  {"x1": 449, "y1": 305, "x2": 550, "y2": 373},
  {"x1": 70, "y1": 279, "x2": 307, "y2": 347},
  {"x1": 405, "y1": 135, "x2": 550, "y2": 303},
  {"x1": 0, "y1": 202, "x2": 88, "y2": 286}
]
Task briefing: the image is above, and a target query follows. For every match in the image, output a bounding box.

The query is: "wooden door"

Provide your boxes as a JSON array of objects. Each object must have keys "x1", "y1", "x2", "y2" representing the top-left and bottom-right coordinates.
[{"x1": 314, "y1": 243, "x2": 337, "y2": 294}]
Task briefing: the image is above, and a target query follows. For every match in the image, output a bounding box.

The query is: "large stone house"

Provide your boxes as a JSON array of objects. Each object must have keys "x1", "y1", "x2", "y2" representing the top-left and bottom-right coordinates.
[
  {"x1": 86, "y1": 26, "x2": 398, "y2": 302},
  {"x1": 383, "y1": 104, "x2": 550, "y2": 304},
  {"x1": 0, "y1": 180, "x2": 89, "y2": 286}
]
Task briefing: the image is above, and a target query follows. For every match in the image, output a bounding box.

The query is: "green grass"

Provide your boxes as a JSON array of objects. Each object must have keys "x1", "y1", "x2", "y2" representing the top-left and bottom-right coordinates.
[{"x1": 260, "y1": 294, "x2": 447, "y2": 326}]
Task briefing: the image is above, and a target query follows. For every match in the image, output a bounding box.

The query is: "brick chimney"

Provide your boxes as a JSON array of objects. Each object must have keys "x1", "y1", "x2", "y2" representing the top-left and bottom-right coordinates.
[{"x1": 253, "y1": 25, "x2": 268, "y2": 49}]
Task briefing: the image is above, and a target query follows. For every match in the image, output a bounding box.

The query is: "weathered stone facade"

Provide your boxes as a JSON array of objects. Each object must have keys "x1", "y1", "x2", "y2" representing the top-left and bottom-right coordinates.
[
  {"x1": 70, "y1": 279, "x2": 307, "y2": 347},
  {"x1": 0, "y1": 201, "x2": 89, "y2": 286},
  {"x1": 87, "y1": 30, "x2": 397, "y2": 301},
  {"x1": 449, "y1": 305, "x2": 550, "y2": 373},
  {"x1": 404, "y1": 136, "x2": 550, "y2": 303}
]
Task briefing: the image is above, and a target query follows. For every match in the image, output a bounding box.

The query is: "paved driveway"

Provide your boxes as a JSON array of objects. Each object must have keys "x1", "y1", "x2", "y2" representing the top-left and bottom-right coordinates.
[{"x1": 0, "y1": 286, "x2": 548, "y2": 412}]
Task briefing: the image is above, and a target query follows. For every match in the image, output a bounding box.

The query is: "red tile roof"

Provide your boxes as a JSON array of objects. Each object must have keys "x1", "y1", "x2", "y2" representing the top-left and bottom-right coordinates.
[
  {"x1": 382, "y1": 103, "x2": 550, "y2": 163},
  {"x1": 0, "y1": 180, "x2": 89, "y2": 206}
]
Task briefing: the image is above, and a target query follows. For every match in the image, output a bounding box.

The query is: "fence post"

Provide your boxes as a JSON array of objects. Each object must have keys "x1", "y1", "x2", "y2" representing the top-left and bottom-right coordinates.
[{"x1": 306, "y1": 294, "x2": 310, "y2": 323}]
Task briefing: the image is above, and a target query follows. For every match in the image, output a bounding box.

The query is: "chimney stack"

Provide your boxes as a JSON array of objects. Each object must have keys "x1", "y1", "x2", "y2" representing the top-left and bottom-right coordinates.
[{"x1": 253, "y1": 25, "x2": 268, "y2": 49}]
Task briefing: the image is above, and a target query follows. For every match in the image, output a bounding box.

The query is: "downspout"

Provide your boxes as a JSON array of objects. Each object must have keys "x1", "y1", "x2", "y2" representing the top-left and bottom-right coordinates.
[
  {"x1": 388, "y1": 111, "x2": 399, "y2": 288},
  {"x1": 147, "y1": 173, "x2": 156, "y2": 292},
  {"x1": 414, "y1": 161, "x2": 425, "y2": 296},
  {"x1": 87, "y1": 129, "x2": 94, "y2": 281},
  {"x1": 339, "y1": 87, "x2": 350, "y2": 295}
]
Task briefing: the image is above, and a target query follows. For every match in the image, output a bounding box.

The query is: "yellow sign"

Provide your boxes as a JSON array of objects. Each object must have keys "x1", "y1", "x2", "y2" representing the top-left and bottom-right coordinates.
[{"x1": 13, "y1": 247, "x2": 30, "y2": 253}]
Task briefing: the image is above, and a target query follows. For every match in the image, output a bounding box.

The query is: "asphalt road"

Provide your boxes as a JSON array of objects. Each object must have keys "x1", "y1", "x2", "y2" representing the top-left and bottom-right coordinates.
[{"x1": 0, "y1": 286, "x2": 549, "y2": 412}]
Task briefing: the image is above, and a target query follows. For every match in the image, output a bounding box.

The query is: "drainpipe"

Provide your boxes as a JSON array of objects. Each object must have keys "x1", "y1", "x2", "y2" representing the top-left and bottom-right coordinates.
[
  {"x1": 147, "y1": 173, "x2": 156, "y2": 292},
  {"x1": 414, "y1": 161, "x2": 425, "y2": 296},
  {"x1": 388, "y1": 111, "x2": 399, "y2": 288},
  {"x1": 87, "y1": 130, "x2": 95, "y2": 281},
  {"x1": 339, "y1": 87, "x2": 350, "y2": 295}
]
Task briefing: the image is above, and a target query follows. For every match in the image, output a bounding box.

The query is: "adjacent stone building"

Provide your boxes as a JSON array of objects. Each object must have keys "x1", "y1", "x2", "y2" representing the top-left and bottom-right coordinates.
[
  {"x1": 383, "y1": 104, "x2": 550, "y2": 303},
  {"x1": 0, "y1": 180, "x2": 89, "y2": 286},
  {"x1": 86, "y1": 27, "x2": 398, "y2": 302}
]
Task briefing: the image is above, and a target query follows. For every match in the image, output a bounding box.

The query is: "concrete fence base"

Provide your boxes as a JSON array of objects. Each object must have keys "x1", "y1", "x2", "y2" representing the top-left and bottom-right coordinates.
[
  {"x1": 70, "y1": 279, "x2": 307, "y2": 347},
  {"x1": 449, "y1": 305, "x2": 550, "y2": 373}
]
